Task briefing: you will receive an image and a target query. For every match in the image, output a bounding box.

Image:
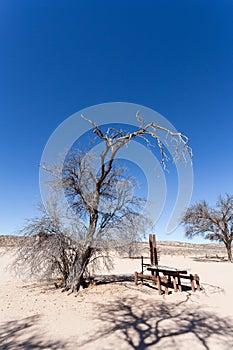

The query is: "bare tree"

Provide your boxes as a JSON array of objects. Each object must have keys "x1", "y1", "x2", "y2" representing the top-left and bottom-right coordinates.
[
  {"x1": 182, "y1": 194, "x2": 233, "y2": 262},
  {"x1": 17, "y1": 115, "x2": 191, "y2": 293},
  {"x1": 14, "y1": 202, "x2": 116, "y2": 290},
  {"x1": 13, "y1": 207, "x2": 76, "y2": 283}
]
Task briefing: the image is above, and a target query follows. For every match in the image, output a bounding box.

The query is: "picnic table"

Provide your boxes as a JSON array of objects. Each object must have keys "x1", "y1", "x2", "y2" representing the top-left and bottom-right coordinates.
[
  {"x1": 134, "y1": 234, "x2": 200, "y2": 295},
  {"x1": 147, "y1": 265, "x2": 188, "y2": 292}
]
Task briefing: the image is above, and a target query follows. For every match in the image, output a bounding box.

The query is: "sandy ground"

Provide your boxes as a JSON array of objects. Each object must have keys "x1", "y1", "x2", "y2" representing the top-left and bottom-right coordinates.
[{"x1": 1, "y1": 249, "x2": 233, "y2": 350}]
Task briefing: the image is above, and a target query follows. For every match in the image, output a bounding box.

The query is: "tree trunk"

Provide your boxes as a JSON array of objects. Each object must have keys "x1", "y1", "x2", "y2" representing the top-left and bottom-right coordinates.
[
  {"x1": 225, "y1": 241, "x2": 233, "y2": 262},
  {"x1": 63, "y1": 204, "x2": 98, "y2": 293},
  {"x1": 65, "y1": 246, "x2": 93, "y2": 292}
]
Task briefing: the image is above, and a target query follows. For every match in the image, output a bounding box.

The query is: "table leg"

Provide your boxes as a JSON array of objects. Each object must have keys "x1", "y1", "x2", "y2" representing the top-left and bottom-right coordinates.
[
  {"x1": 157, "y1": 275, "x2": 162, "y2": 295},
  {"x1": 177, "y1": 275, "x2": 182, "y2": 292},
  {"x1": 190, "y1": 274, "x2": 195, "y2": 292},
  {"x1": 173, "y1": 276, "x2": 178, "y2": 292},
  {"x1": 194, "y1": 274, "x2": 201, "y2": 291},
  {"x1": 151, "y1": 270, "x2": 156, "y2": 285},
  {"x1": 161, "y1": 276, "x2": 169, "y2": 295}
]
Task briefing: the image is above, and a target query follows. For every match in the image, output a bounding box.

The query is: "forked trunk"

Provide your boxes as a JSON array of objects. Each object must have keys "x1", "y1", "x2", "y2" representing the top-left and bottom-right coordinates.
[
  {"x1": 64, "y1": 205, "x2": 98, "y2": 293},
  {"x1": 64, "y1": 246, "x2": 93, "y2": 292}
]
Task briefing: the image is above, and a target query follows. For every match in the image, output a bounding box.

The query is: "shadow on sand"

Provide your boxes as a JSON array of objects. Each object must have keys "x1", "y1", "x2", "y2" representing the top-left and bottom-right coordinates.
[
  {"x1": 78, "y1": 295, "x2": 233, "y2": 350},
  {"x1": 191, "y1": 255, "x2": 228, "y2": 263},
  {"x1": 0, "y1": 315, "x2": 66, "y2": 349},
  {"x1": 94, "y1": 273, "x2": 134, "y2": 284}
]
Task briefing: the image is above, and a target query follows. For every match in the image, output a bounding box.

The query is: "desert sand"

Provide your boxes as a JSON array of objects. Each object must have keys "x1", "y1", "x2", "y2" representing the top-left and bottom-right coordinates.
[{"x1": 1, "y1": 245, "x2": 233, "y2": 350}]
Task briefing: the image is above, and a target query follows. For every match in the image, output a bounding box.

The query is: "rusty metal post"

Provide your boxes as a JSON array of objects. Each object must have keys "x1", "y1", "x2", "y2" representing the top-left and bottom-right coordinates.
[{"x1": 149, "y1": 234, "x2": 158, "y2": 266}]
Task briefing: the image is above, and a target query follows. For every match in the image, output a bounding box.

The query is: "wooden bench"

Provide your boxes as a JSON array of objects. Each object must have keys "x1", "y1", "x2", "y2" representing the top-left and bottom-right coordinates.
[{"x1": 134, "y1": 271, "x2": 169, "y2": 295}]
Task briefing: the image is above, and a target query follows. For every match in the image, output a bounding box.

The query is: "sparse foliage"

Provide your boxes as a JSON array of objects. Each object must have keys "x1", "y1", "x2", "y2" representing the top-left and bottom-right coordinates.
[
  {"x1": 16, "y1": 115, "x2": 191, "y2": 292},
  {"x1": 182, "y1": 194, "x2": 233, "y2": 262}
]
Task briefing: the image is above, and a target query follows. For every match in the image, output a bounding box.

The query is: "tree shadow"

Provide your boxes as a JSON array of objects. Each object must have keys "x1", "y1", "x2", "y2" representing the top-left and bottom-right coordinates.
[
  {"x1": 0, "y1": 315, "x2": 66, "y2": 349},
  {"x1": 94, "y1": 273, "x2": 134, "y2": 284},
  {"x1": 20, "y1": 279, "x2": 58, "y2": 293},
  {"x1": 201, "y1": 282, "x2": 225, "y2": 295},
  {"x1": 79, "y1": 296, "x2": 233, "y2": 350},
  {"x1": 191, "y1": 256, "x2": 228, "y2": 263}
]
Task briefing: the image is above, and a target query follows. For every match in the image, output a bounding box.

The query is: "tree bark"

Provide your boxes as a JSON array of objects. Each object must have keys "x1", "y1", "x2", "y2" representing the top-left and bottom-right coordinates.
[
  {"x1": 64, "y1": 246, "x2": 93, "y2": 292},
  {"x1": 225, "y1": 241, "x2": 233, "y2": 262}
]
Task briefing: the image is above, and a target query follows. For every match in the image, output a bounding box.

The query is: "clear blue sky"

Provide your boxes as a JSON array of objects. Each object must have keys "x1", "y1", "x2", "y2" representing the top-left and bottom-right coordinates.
[{"x1": 1, "y1": 0, "x2": 233, "y2": 242}]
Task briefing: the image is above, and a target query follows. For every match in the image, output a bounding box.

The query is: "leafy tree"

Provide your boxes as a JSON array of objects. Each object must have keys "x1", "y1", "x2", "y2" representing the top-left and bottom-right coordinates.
[
  {"x1": 182, "y1": 194, "x2": 233, "y2": 262},
  {"x1": 15, "y1": 115, "x2": 191, "y2": 292}
]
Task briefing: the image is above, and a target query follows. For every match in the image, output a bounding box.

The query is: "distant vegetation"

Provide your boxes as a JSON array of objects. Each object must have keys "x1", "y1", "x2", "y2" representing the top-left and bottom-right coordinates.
[
  {"x1": 0, "y1": 235, "x2": 227, "y2": 259},
  {"x1": 182, "y1": 194, "x2": 233, "y2": 262}
]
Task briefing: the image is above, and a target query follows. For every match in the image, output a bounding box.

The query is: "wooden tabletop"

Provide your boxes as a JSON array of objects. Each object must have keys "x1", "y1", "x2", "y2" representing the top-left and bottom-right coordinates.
[{"x1": 147, "y1": 265, "x2": 187, "y2": 275}]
